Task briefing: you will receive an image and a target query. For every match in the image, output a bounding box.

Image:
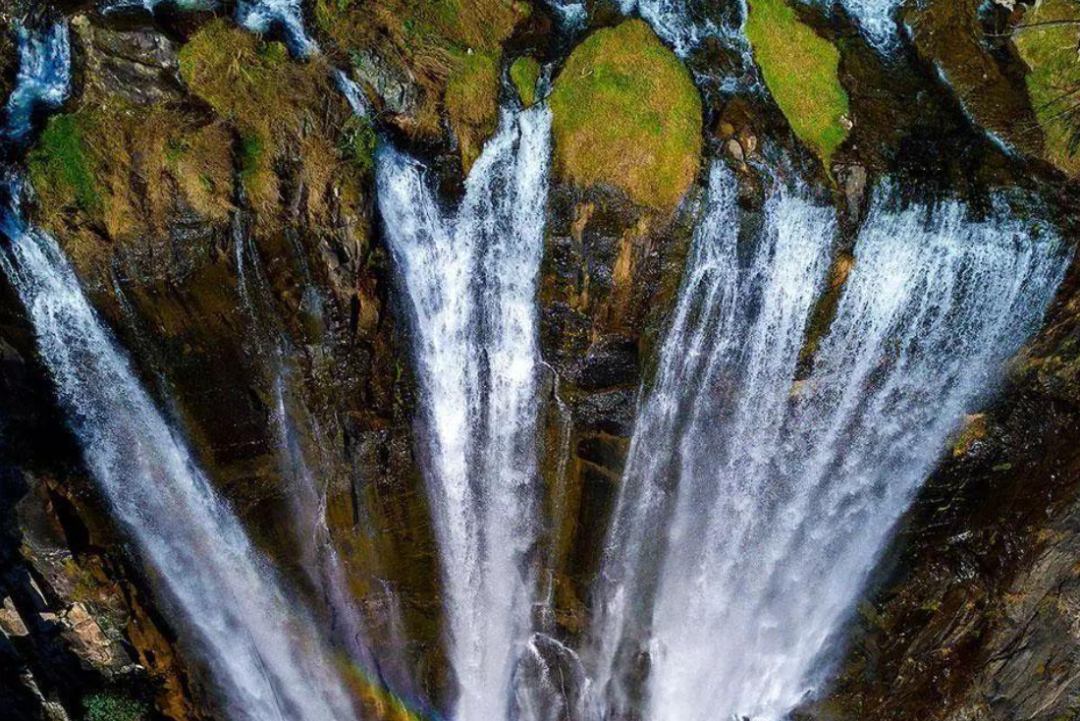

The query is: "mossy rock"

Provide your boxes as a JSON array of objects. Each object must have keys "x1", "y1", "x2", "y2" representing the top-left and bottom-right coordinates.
[
  {"x1": 745, "y1": 0, "x2": 850, "y2": 168},
  {"x1": 28, "y1": 104, "x2": 235, "y2": 241},
  {"x1": 444, "y1": 48, "x2": 500, "y2": 173},
  {"x1": 1014, "y1": 0, "x2": 1080, "y2": 175},
  {"x1": 313, "y1": 0, "x2": 531, "y2": 169},
  {"x1": 178, "y1": 19, "x2": 366, "y2": 219},
  {"x1": 549, "y1": 20, "x2": 703, "y2": 212},
  {"x1": 510, "y1": 56, "x2": 541, "y2": 107}
]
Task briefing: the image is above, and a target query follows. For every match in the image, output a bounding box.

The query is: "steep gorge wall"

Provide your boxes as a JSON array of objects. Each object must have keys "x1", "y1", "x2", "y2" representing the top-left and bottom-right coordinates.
[{"x1": 1, "y1": 1, "x2": 1079, "y2": 720}]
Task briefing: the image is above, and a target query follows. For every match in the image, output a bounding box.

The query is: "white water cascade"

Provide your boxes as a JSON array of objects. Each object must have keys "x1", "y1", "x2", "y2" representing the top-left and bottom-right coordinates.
[
  {"x1": 236, "y1": 0, "x2": 316, "y2": 57},
  {"x1": 1, "y1": 24, "x2": 356, "y2": 721},
  {"x1": 587, "y1": 166, "x2": 837, "y2": 717},
  {"x1": 828, "y1": 0, "x2": 902, "y2": 52},
  {"x1": 2, "y1": 23, "x2": 70, "y2": 147},
  {"x1": 590, "y1": 164, "x2": 1069, "y2": 721},
  {"x1": 376, "y1": 102, "x2": 552, "y2": 721}
]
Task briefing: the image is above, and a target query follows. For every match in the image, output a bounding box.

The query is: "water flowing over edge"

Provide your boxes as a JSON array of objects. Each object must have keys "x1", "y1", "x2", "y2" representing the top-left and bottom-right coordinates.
[
  {"x1": 588, "y1": 164, "x2": 1070, "y2": 721},
  {"x1": 1, "y1": 22, "x2": 357, "y2": 721},
  {"x1": 376, "y1": 102, "x2": 553, "y2": 721}
]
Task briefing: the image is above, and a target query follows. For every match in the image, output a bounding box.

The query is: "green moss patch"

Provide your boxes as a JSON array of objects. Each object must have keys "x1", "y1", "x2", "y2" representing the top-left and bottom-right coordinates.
[
  {"x1": 340, "y1": 114, "x2": 377, "y2": 174},
  {"x1": 510, "y1": 56, "x2": 541, "y2": 107},
  {"x1": 1014, "y1": 0, "x2": 1080, "y2": 175},
  {"x1": 549, "y1": 20, "x2": 703, "y2": 211},
  {"x1": 29, "y1": 113, "x2": 102, "y2": 215},
  {"x1": 84, "y1": 692, "x2": 148, "y2": 721},
  {"x1": 746, "y1": 0, "x2": 850, "y2": 168}
]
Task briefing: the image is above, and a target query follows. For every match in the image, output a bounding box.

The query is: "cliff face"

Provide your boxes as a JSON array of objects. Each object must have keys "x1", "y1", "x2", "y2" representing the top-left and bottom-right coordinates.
[{"x1": 1, "y1": 1, "x2": 1080, "y2": 721}]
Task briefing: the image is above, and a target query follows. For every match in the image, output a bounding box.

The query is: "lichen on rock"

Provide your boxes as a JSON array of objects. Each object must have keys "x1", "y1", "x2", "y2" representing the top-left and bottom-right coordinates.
[{"x1": 549, "y1": 19, "x2": 703, "y2": 212}]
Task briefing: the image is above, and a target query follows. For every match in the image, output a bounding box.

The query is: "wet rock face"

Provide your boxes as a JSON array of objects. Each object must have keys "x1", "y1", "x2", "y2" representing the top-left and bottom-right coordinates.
[
  {"x1": 7, "y1": 10, "x2": 443, "y2": 717},
  {"x1": 904, "y1": 0, "x2": 1043, "y2": 159},
  {"x1": 0, "y1": 294, "x2": 204, "y2": 721},
  {"x1": 537, "y1": 178, "x2": 700, "y2": 636}
]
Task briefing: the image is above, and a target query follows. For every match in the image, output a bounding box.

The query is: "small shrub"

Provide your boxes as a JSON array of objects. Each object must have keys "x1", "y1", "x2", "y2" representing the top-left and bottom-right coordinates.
[
  {"x1": 83, "y1": 691, "x2": 147, "y2": 721},
  {"x1": 340, "y1": 115, "x2": 377, "y2": 174}
]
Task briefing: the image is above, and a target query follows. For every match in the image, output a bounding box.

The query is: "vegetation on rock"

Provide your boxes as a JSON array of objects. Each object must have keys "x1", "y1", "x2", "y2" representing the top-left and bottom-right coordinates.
[
  {"x1": 313, "y1": 0, "x2": 530, "y2": 171},
  {"x1": 510, "y1": 56, "x2": 541, "y2": 107},
  {"x1": 179, "y1": 20, "x2": 331, "y2": 214},
  {"x1": 549, "y1": 20, "x2": 703, "y2": 211},
  {"x1": 444, "y1": 48, "x2": 501, "y2": 172},
  {"x1": 29, "y1": 112, "x2": 102, "y2": 215},
  {"x1": 1014, "y1": 0, "x2": 1080, "y2": 175},
  {"x1": 84, "y1": 692, "x2": 148, "y2": 721},
  {"x1": 745, "y1": 0, "x2": 850, "y2": 168},
  {"x1": 29, "y1": 103, "x2": 234, "y2": 241}
]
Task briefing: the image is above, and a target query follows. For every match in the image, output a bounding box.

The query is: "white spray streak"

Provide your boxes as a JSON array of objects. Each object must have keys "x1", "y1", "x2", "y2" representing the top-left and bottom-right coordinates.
[{"x1": 377, "y1": 103, "x2": 552, "y2": 721}]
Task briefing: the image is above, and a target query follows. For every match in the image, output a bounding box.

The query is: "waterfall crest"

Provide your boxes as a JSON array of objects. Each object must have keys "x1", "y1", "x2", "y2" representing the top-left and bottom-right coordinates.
[
  {"x1": 1, "y1": 24, "x2": 356, "y2": 721},
  {"x1": 236, "y1": 0, "x2": 316, "y2": 56},
  {"x1": 589, "y1": 164, "x2": 1069, "y2": 721},
  {"x1": 376, "y1": 103, "x2": 552, "y2": 721}
]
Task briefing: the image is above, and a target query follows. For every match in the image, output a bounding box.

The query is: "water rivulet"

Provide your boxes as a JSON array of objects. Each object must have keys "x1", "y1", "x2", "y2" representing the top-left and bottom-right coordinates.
[
  {"x1": 588, "y1": 165, "x2": 1069, "y2": 721},
  {"x1": 377, "y1": 102, "x2": 552, "y2": 721},
  {"x1": 0, "y1": 23, "x2": 357, "y2": 721}
]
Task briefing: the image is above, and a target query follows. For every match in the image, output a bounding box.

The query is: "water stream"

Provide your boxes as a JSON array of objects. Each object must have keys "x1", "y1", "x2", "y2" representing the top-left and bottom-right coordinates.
[
  {"x1": 377, "y1": 102, "x2": 552, "y2": 721},
  {"x1": 589, "y1": 164, "x2": 1069, "y2": 721},
  {"x1": 0, "y1": 22, "x2": 356, "y2": 721}
]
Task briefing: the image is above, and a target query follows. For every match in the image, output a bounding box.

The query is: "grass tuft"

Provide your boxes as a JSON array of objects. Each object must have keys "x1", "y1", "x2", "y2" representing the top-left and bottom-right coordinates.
[
  {"x1": 549, "y1": 20, "x2": 703, "y2": 211},
  {"x1": 745, "y1": 0, "x2": 850, "y2": 168}
]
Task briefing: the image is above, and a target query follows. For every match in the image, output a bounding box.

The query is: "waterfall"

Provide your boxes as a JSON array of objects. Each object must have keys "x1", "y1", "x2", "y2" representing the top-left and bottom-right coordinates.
[
  {"x1": 618, "y1": 0, "x2": 756, "y2": 93},
  {"x1": 376, "y1": 102, "x2": 552, "y2": 721},
  {"x1": 99, "y1": 0, "x2": 219, "y2": 14},
  {"x1": 236, "y1": 0, "x2": 316, "y2": 57},
  {"x1": 590, "y1": 164, "x2": 1069, "y2": 721},
  {"x1": 232, "y1": 216, "x2": 380, "y2": 680},
  {"x1": 829, "y1": 0, "x2": 901, "y2": 51},
  {"x1": 2, "y1": 23, "x2": 70, "y2": 148},
  {"x1": 586, "y1": 166, "x2": 838, "y2": 716},
  {"x1": 1, "y1": 24, "x2": 356, "y2": 721}
]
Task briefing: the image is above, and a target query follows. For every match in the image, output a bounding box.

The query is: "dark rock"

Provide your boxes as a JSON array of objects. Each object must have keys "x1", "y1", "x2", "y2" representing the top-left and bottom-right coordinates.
[{"x1": 575, "y1": 334, "x2": 638, "y2": 391}]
